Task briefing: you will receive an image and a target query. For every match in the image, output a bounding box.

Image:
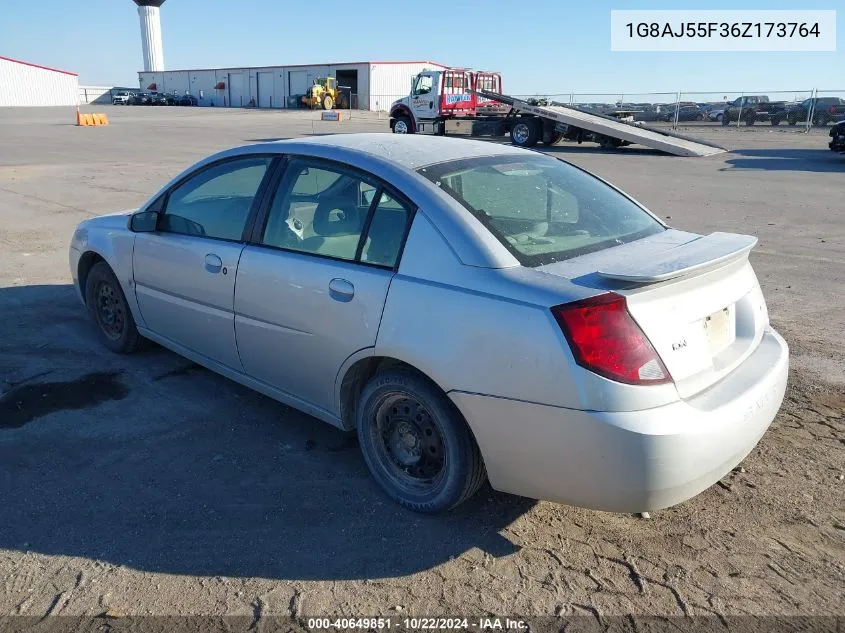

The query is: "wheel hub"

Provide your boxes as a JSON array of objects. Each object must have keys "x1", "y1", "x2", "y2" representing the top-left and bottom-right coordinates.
[
  {"x1": 513, "y1": 123, "x2": 530, "y2": 144},
  {"x1": 378, "y1": 396, "x2": 444, "y2": 482},
  {"x1": 394, "y1": 120, "x2": 408, "y2": 134},
  {"x1": 97, "y1": 283, "x2": 124, "y2": 338}
]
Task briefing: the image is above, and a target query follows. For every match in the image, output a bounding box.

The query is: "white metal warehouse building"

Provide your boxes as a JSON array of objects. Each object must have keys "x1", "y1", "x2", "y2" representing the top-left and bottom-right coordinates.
[
  {"x1": 138, "y1": 60, "x2": 447, "y2": 111},
  {"x1": 0, "y1": 56, "x2": 79, "y2": 107}
]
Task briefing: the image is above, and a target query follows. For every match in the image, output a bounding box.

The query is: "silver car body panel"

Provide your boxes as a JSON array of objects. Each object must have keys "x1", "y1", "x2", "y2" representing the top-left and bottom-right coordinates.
[
  {"x1": 133, "y1": 233, "x2": 245, "y2": 371},
  {"x1": 69, "y1": 134, "x2": 789, "y2": 511},
  {"x1": 235, "y1": 247, "x2": 394, "y2": 417}
]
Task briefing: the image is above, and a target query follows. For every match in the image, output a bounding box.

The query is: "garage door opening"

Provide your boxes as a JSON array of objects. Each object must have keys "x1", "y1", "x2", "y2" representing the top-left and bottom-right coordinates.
[{"x1": 335, "y1": 69, "x2": 358, "y2": 109}]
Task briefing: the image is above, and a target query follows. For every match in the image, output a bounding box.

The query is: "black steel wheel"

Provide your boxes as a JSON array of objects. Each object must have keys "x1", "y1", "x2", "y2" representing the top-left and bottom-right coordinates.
[
  {"x1": 357, "y1": 370, "x2": 486, "y2": 513},
  {"x1": 84, "y1": 261, "x2": 141, "y2": 354}
]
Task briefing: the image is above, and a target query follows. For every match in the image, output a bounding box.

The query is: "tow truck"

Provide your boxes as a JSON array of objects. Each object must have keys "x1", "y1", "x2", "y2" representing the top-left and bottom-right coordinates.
[{"x1": 389, "y1": 68, "x2": 725, "y2": 157}]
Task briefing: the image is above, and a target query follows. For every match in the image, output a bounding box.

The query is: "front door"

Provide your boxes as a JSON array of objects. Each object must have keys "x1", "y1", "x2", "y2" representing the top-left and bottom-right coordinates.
[
  {"x1": 235, "y1": 157, "x2": 414, "y2": 416},
  {"x1": 133, "y1": 155, "x2": 276, "y2": 370},
  {"x1": 410, "y1": 72, "x2": 437, "y2": 123}
]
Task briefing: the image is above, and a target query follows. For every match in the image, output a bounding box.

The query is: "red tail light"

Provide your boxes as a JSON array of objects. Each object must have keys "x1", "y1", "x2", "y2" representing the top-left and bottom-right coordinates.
[{"x1": 551, "y1": 293, "x2": 671, "y2": 385}]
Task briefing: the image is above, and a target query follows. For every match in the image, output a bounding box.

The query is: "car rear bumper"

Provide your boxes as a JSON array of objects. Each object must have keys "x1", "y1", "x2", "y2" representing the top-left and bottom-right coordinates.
[{"x1": 450, "y1": 327, "x2": 788, "y2": 513}]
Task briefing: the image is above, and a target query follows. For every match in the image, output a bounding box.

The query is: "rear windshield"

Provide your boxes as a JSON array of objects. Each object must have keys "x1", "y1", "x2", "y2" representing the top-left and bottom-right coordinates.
[{"x1": 417, "y1": 155, "x2": 664, "y2": 266}]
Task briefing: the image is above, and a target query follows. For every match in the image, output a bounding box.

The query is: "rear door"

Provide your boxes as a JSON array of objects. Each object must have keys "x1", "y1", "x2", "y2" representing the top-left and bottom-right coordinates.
[
  {"x1": 235, "y1": 157, "x2": 414, "y2": 416},
  {"x1": 133, "y1": 155, "x2": 277, "y2": 370}
]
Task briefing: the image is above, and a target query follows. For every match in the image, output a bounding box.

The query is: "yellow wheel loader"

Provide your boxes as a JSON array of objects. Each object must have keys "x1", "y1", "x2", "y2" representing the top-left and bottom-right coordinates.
[{"x1": 302, "y1": 77, "x2": 347, "y2": 110}]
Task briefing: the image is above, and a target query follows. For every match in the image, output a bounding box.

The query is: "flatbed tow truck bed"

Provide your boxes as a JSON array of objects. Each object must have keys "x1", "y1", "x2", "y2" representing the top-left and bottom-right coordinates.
[{"x1": 473, "y1": 89, "x2": 726, "y2": 158}]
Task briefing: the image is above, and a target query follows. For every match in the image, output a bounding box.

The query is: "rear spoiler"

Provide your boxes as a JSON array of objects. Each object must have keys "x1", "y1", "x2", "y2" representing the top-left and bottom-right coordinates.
[{"x1": 597, "y1": 232, "x2": 757, "y2": 283}]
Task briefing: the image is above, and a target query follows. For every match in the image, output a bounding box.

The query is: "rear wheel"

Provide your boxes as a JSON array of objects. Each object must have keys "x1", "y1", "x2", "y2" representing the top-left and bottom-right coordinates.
[
  {"x1": 510, "y1": 118, "x2": 540, "y2": 147},
  {"x1": 815, "y1": 113, "x2": 830, "y2": 127},
  {"x1": 745, "y1": 114, "x2": 756, "y2": 126},
  {"x1": 356, "y1": 370, "x2": 486, "y2": 513},
  {"x1": 770, "y1": 117, "x2": 781, "y2": 126},
  {"x1": 84, "y1": 261, "x2": 141, "y2": 354},
  {"x1": 392, "y1": 115, "x2": 412, "y2": 134},
  {"x1": 543, "y1": 132, "x2": 564, "y2": 146}
]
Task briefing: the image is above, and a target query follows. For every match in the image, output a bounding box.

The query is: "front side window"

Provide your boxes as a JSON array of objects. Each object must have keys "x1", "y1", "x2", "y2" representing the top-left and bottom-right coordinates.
[
  {"x1": 418, "y1": 155, "x2": 664, "y2": 266},
  {"x1": 414, "y1": 75, "x2": 433, "y2": 96},
  {"x1": 262, "y1": 159, "x2": 412, "y2": 268},
  {"x1": 161, "y1": 157, "x2": 272, "y2": 240}
]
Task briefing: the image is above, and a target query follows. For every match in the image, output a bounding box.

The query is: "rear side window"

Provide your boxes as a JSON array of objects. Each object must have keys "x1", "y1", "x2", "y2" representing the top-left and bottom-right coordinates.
[
  {"x1": 418, "y1": 155, "x2": 664, "y2": 266},
  {"x1": 261, "y1": 158, "x2": 413, "y2": 268},
  {"x1": 161, "y1": 157, "x2": 272, "y2": 241}
]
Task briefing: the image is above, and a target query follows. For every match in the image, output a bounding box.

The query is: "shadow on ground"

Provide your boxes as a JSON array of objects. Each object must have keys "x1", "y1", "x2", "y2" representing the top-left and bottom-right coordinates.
[
  {"x1": 723, "y1": 148, "x2": 845, "y2": 173},
  {"x1": 0, "y1": 284, "x2": 531, "y2": 581}
]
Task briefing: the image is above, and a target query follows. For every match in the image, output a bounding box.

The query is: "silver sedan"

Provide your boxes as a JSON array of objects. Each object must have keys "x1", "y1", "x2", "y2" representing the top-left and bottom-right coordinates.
[{"x1": 69, "y1": 134, "x2": 788, "y2": 514}]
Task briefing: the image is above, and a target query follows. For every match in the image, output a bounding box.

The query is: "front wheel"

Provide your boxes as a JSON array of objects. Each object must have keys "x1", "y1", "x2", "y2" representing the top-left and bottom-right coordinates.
[
  {"x1": 84, "y1": 261, "x2": 141, "y2": 354},
  {"x1": 392, "y1": 115, "x2": 412, "y2": 134},
  {"x1": 770, "y1": 117, "x2": 781, "y2": 126},
  {"x1": 357, "y1": 370, "x2": 486, "y2": 513},
  {"x1": 322, "y1": 95, "x2": 334, "y2": 110},
  {"x1": 721, "y1": 113, "x2": 730, "y2": 126},
  {"x1": 510, "y1": 119, "x2": 540, "y2": 147}
]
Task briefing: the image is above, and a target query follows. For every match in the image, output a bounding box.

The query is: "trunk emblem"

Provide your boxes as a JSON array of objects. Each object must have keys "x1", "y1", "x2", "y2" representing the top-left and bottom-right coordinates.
[{"x1": 672, "y1": 340, "x2": 688, "y2": 351}]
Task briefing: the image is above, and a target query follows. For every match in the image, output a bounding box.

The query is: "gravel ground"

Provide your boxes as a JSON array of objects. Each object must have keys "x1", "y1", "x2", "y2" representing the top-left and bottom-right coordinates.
[{"x1": 0, "y1": 106, "x2": 842, "y2": 623}]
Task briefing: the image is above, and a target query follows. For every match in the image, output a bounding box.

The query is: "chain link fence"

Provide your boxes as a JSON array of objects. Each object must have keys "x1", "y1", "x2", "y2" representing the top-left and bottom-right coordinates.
[{"x1": 369, "y1": 89, "x2": 845, "y2": 134}]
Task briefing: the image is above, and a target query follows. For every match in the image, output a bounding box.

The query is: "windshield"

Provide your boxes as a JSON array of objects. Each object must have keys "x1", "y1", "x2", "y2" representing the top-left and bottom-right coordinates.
[{"x1": 417, "y1": 155, "x2": 664, "y2": 266}]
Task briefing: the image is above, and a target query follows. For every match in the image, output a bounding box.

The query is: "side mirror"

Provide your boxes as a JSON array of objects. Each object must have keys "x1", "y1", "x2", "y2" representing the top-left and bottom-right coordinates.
[{"x1": 130, "y1": 211, "x2": 158, "y2": 232}]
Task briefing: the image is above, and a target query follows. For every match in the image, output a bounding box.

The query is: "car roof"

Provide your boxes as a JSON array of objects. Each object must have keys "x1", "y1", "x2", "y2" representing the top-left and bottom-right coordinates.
[{"x1": 261, "y1": 133, "x2": 531, "y2": 171}]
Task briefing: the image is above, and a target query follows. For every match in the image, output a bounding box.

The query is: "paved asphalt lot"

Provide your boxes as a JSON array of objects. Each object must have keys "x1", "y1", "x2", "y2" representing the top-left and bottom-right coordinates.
[{"x1": 0, "y1": 106, "x2": 842, "y2": 620}]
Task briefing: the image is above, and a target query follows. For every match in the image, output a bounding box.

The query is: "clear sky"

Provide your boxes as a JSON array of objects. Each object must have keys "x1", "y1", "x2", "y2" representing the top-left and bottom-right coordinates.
[{"x1": 1, "y1": 0, "x2": 841, "y2": 96}]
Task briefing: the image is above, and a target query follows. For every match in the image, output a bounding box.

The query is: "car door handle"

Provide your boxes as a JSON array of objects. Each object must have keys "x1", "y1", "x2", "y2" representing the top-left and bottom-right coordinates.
[
  {"x1": 204, "y1": 253, "x2": 223, "y2": 273},
  {"x1": 328, "y1": 278, "x2": 354, "y2": 302}
]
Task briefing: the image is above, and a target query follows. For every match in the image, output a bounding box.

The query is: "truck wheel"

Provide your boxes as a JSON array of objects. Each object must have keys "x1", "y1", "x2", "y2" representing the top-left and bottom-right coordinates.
[
  {"x1": 770, "y1": 117, "x2": 781, "y2": 126},
  {"x1": 721, "y1": 114, "x2": 730, "y2": 126},
  {"x1": 510, "y1": 119, "x2": 540, "y2": 147},
  {"x1": 745, "y1": 115, "x2": 756, "y2": 126},
  {"x1": 322, "y1": 94, "x2": 334, "y2": 110},
  {"x1": 543, "y1": 133, "x2": 564, "y2": 146},
  {"x1": 392, "y1": 115, "x2": 412, "y2": 134},
  {"x1": 788, "y1": 116, "x2": 798, "y2": 126},
  {"x1": 815, "y1": 114, "x2": 830, "y2": 126},
  {"x1": 356, "y1": 369, "x2": 487, "y2": 513}
]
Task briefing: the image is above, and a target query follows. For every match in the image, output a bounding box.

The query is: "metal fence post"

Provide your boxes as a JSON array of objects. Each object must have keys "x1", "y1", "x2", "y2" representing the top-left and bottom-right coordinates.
[
  {"x1": 805, "y1": 88, "x2": 817, "y2": 132},
  {"x1": 735, "y1": 92, "x2": 744, "y2": 127},
  {"x1": 673, "y1": 91, "x2": 681, "y2": 130}
]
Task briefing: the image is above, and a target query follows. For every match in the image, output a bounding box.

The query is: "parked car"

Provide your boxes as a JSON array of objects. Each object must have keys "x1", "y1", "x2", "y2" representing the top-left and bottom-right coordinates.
[
  {"x1": 69, "y1": 135, "x2": 788, "y2": 514},
  {"x1": 127, "y1": 92, "x2": 150, "y2": 105},
  {"x1": 722, "y1": 95, "x2": 788, "y2": 126},
  {"x1": 830, "y1": 120, "x2": 845, "y2": 152},
  {"x1": 111, "y1": 91, "x2": 133, "y2": 105},
  {"x1": 148, "y1": 92, "x2": 168, "y2": 106},
  {"x1": 787, "y1": 97, "x2": 845, "y2": 126},
  {"x1": 708, "y1": 108, "x2": 725, "y2": 122},
  {"x1": 178, "y1": 94, "x2": 199, "y2": 106},
  {"x1": 661, "y1": 104, "x2": 705, "y2": 122},
  {"x1": 162, "y1": 92, "x2": 180, "y2": 106}
]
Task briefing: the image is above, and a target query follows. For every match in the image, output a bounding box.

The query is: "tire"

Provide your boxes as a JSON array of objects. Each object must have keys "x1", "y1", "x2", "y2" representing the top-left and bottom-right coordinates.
[
  {"x1": 696, "y1": 114, "x2": 704, "y2": 121},
  {"x1": 745, "y1": 115, "x2": 756, "y2": 126},
  {"x1": 771, "y1": 117, "x2": 781, "y2": 126},
  {"x1": 543, "y1": 132, "x2": 564, "y2": 146},
  {"x1": 392, "y1": 115, "x2": 412, "y2": 134},
  {"x1": 815, "y1": 114, "x2": 830, "y2": 127},
  {"x1": 510, "y1": 118, "x2": 540, "y2": 147},
  {"x1": 356, "y1": 369, "x2": 486, "y2": 513},
  {"x1": 788, "y1": 116, "x2": 798, "y2": 126},
  {"x1": 84, "y1": 261, "x2": 141, "y2": 354},
  {"x1": 721, "y1": 113, "x2": 730, "y2": 126},
  {"x1": 322, "y1": 94, "x2": 334, "y2": 110}
]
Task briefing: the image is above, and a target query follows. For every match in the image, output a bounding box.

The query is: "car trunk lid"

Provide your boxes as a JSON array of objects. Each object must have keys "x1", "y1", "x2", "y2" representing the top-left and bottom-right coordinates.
[{"x1": 538, "y1": 230, "x2": 770, "y2": 398}]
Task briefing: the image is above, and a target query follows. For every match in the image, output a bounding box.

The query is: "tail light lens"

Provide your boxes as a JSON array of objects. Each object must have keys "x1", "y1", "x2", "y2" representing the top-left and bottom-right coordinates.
[{"x1": 551, "y1": 293, "x2": 671, "y2": 386}]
